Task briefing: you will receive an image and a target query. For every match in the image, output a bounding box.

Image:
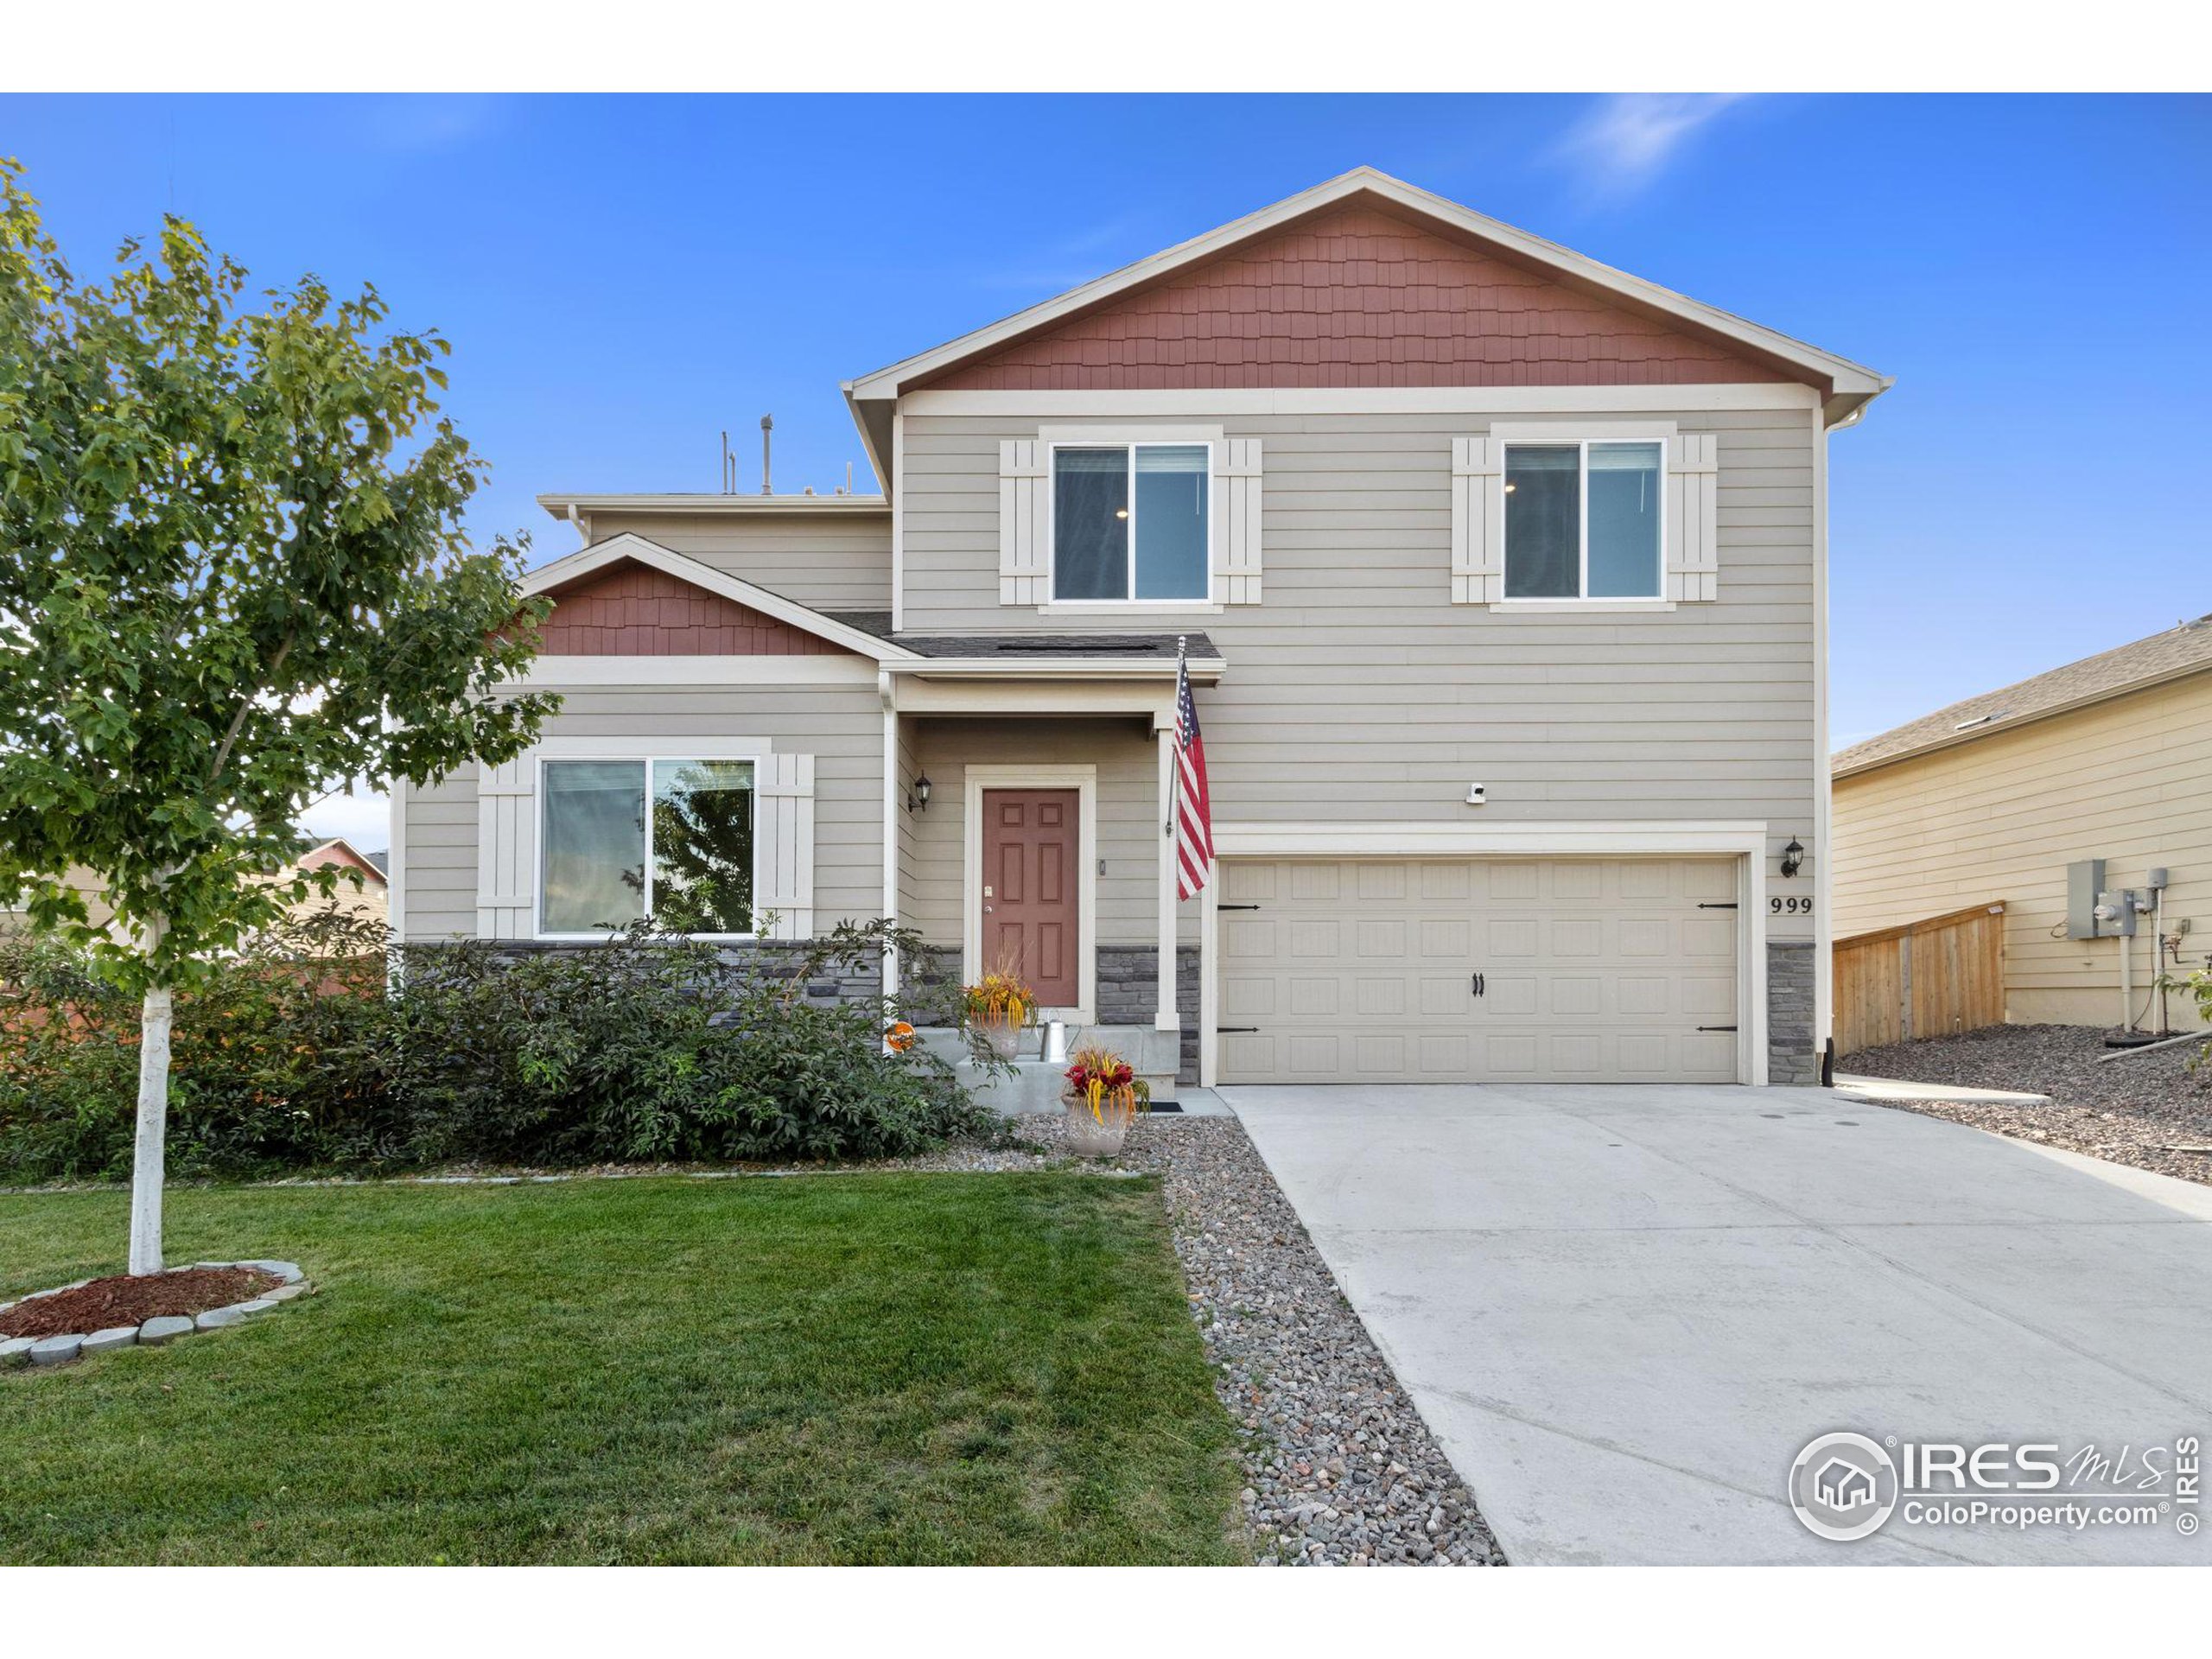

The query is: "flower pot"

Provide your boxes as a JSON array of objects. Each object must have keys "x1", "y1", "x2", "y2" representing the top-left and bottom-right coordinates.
[
  {"x1": 1064, "y1": 1099, "x2": 1129, "y2": 1157},
  {"x1": 983, "y1": 1020, "x2": 1030, "y2": 1062},
  {"x1": 1062, "y1": 1087, "x2": 1134, "y2": 1156}
]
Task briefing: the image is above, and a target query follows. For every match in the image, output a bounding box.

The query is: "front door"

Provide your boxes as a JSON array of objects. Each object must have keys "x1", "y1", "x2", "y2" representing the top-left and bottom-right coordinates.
[{"x1": 980, "y1": 788, "x2": 1080, "y2": 1007}]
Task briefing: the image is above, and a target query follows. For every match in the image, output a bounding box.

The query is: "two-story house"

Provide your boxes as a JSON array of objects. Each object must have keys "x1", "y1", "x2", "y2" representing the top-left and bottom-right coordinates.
[{"x1": 391, "y1": 168, "x2": 1888, "y2": 1089}]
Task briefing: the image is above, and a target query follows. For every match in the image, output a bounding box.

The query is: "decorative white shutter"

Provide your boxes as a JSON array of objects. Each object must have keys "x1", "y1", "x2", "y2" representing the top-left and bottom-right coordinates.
[
  {"x1": 475, "y1": 757, "x2": 536, "y2": 939},
  {"x1": 1211, "y1": 438, "x2": 1263, "y2": 604},
  {"x1": 1668, "y1": 433, "x2": 1719, "y2": 602},
  {"x1": 1451, "y1": 436, "x2": 1503, "y2": 603},
  {"x1": 998, "y1": 440, "x2": 1049, "y2": 606},
  {"x1": 755, "y1": 753, "x2": 816, "y2": 940}
]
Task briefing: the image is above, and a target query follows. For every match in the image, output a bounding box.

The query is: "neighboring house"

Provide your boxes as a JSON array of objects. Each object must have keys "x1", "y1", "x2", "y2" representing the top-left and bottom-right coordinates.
[
  {"x1": 284, "y1": 836, "x2": 389, "y2": 929},
  {"x1": 392, "y1": 168, "x2": 1889, "y2": 1086},
  {"x1": 8, "y1": 837, "x2": 388, "y2": 936},
  {"x1": 1832, "y1": 614, "x2": 2212, "y2": 1033}
]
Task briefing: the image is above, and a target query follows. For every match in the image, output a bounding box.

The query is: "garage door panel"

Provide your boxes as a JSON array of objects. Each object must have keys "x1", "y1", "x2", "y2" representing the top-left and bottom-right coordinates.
[
  {"x1": 1356, "y1": 919, "x2": 1406, "y2": 957},
  {"x1": 1550, "y1": 918, "x2": 1604, "y2": 957},
  {"x1": 1219, "y1": 856, "x2": 1741, "y2": 1085},
  {"x1": 1681, "y1": 976, "x2": 1735, "y2": 1016},
  {"x1": 1549, "y1": 976, "x2": 1603, "y2": 1016},
  {"x1": 1489, "y1": 918, "x2": 1539, "y2": 957}
]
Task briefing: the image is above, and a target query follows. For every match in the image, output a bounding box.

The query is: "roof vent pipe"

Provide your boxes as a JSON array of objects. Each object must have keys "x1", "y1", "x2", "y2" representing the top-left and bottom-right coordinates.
[{"x1": 760, "y1": 415, "x2": 773, "y2": 497}]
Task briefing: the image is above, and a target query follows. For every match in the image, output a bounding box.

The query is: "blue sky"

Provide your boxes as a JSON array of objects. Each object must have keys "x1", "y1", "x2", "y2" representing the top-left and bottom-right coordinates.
[{"x1": 7, "y1": 93, "x2": 2208, "y2": 842}]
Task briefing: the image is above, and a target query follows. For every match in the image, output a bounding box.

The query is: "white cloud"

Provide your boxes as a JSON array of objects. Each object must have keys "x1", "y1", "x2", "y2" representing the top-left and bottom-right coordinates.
[
  {"x1": 1553, "y1": 94, "x2": 1749, "y2": 198},
  {"x1": 298, "y1": 788, "x2": 391, "y2": 855}
]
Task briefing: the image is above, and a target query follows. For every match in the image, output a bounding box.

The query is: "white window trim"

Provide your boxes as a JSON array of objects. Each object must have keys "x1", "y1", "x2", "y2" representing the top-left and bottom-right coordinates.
[
  {"x1": 1499, "y1": 435, "x2": 1669, "y2": 605},
  {"x1": 533, "y1": 741, "x2": 772, "y2": 944},
  {"x1": 1046, "y1": 440, "x2": 1216, "y2": 608},
  {"x1": 961, "y1": 764, "x2": 1098, "y2": 1025}
]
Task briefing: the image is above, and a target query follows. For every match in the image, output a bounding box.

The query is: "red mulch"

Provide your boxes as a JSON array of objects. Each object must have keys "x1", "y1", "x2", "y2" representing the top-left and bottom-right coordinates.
[{"x1": 0, "y1": 1268, "x2": 279, "y2": 1340}]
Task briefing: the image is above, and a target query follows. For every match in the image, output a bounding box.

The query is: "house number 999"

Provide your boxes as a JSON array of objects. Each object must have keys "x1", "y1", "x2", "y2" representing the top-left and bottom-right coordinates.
[{"x1": 1770, "y1": 896, "x2": 1814, "y2": 916}]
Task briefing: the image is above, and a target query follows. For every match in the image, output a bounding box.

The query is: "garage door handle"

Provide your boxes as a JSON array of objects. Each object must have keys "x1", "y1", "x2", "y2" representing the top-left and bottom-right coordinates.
[
  {"x1": 1697, "y1": 1025, "x2": 1738, "y2": 1032},
  {"x1": 1216, "y1": 1026, "x2": 1260, "y2": 1034},
  {"x1": 1471, "y1": 973, "x2": 1485, "y2": 997}
]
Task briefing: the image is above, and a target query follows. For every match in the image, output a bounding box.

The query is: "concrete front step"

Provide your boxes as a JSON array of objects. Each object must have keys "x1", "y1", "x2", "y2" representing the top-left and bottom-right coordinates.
[{"x1": 916, "y1": 1025, "x2": 1182, "y2": 1114}]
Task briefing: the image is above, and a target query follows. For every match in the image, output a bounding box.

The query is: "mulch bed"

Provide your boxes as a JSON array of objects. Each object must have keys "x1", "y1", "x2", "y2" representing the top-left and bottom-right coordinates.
[{"x1": 0, "y1": 1267, "x2": 278, "y2": 1340}]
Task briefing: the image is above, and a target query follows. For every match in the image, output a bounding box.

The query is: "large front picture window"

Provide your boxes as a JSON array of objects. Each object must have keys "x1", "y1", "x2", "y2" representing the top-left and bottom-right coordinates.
[
  {"x1": 1503, "y1": 440, "x2": 1664, "y2": 600},
  {"x1": 540, "y1": 757, "x2": 755, "y2": 936},
  {"x1": 1052, "y1": 443, "x2": 1210, "y2": 601}
]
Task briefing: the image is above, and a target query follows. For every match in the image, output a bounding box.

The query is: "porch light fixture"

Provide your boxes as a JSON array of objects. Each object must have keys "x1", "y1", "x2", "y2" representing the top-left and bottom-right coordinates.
[
  {"x1": 1780, "y1": 836, "x2": 1804, "y2": 878},
  {"x1": 906, "y1": 772, "x2": 932, "y2": 814}
]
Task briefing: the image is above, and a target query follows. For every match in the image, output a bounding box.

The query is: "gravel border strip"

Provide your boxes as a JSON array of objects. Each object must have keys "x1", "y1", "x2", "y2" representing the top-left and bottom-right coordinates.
[
  {"x1": 0, "y1": 1261, "x2": 311, "y2": 1370},
  {"x1": 1102, "y1": 1116, "x2": 1503, "y2": 1566},
  {"x1": 1844, "y1": 1024, "x2": 2212, "y2": 1188}
]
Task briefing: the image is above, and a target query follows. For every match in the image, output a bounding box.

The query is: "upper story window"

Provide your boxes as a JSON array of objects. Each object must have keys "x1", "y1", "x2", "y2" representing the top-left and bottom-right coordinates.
[
  {"x1": 1052, "y1": 443, "x2": 1210, "y2": 602},
  {"x1": 540, "y1": 757, "x2": 755, "y2": 937},
  {"x1": 1503, "y1": 441, "x2": 1663, "y2": 600}
]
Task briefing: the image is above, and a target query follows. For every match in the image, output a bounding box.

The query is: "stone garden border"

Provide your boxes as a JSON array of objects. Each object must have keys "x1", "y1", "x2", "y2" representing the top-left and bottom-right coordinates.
[{"x1": 0, "y1": 1260, "x2": 311, "y2": 1370}]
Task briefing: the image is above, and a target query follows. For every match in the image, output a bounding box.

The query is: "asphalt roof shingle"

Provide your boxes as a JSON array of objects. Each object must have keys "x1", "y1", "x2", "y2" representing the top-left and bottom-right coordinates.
[
  {"x1": 824, "y1": 613, "x2": 1220, "y2": 661},
  {"x1": 1834, "y1": 612, "x2": 2212, "y2": 775}
]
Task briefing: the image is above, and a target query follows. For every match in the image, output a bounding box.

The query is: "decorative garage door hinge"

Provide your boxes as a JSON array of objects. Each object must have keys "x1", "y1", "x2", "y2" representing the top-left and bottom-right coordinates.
[
  {"x1": 1217, "y1": 903, "x2": 1263, "y2": 911},
  {"x1": 1216, "y1": 1026, "x2": 1261, "y2": 1033},
  {"x1": 1697, "y1": 902, "x2": 1740, "y2": 910},
  {"x1": 1696, "y1": 1025, "x2": 1739, "y2": 1033}
]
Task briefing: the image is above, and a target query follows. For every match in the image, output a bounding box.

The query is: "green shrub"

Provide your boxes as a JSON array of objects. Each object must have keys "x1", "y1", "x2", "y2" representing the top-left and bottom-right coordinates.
[
  {"x1": 0, "y1": 915, "x2": 991, "y2": 1181},
  {"x1": 0, "y1": 909, "x2": 391, "y2": 1182}
]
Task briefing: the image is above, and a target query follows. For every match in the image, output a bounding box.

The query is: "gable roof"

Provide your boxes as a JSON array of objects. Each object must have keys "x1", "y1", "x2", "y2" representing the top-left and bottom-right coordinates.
[
  {"x1": 843, "y1": 167, "x2": 1891, "y2": 477},
  {"x1": 297, "y1": 837, "x2": 389, "y2": 887},
  {"x1": 1834, "y1": 613, "x2": 2212, "y2": 779},
  {"x1": 521, "y1": 534, "x2": 918, "y2": 663}
]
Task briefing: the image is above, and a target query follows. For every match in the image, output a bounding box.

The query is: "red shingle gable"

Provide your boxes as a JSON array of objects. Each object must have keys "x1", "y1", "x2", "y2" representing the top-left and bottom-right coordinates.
[
  {"x1": 920, "y1": 203, "x2": 1786, "y2": 391},
  {"x1": 537, "y1": 561, "x2": 854, "y2": 656}
]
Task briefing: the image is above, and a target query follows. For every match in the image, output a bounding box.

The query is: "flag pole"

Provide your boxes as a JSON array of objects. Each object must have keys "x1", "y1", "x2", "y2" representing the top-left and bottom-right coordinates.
[{"x1": 1168, "y1": 635, "x2": 1185, "y2": 841}]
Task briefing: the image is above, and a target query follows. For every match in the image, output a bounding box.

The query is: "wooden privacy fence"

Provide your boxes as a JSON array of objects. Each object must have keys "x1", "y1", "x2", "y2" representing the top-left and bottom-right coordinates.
[{"x1": 1832, "y1": 902, "x2": 2006, "y2": 1055}]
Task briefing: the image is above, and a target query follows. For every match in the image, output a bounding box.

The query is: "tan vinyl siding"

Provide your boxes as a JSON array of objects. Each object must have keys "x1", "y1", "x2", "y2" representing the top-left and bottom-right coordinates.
[
  {"x1": 898, "y1": 403, "x2": 1820, "y2": 949},
  {"x1": 1831, "y1": 671, "x2": 2212, "y2": 1031},
  {"x1": 577, "y1": 511, "x2": 891, "y2": 614},
  {"x1": 402, "y1": 767, "x2": 480, "y2": 940},
  {"x1": 399, "y1": 683, "x2": 887, "y2": 940}
]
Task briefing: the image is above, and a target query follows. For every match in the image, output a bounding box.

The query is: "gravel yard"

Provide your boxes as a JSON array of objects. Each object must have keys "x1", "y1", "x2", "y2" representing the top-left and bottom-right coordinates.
[{"x1": 1847, "y1": 1022, "x2": 2212, "y2": 1186}]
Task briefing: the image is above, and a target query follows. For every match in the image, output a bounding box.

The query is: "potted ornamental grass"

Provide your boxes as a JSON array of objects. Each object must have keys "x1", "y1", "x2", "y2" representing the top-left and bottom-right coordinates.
[
  {"x1": 962, "y1": 957, "x2": 1039, "y2": 1061},
  {"x1": 1063, "y1": 1042, "x2": 1149, "y2": 1156}
]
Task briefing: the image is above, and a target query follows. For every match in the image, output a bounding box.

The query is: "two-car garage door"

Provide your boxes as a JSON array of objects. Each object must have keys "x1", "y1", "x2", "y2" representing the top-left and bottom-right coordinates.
[{"x1": 1217, "y1": 857, "x2": 1741, "y2": 1084}]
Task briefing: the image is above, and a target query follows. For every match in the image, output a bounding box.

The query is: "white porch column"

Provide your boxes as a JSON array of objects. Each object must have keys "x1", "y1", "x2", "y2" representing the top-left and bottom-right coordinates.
[{"x1": 1154, "y1": 711, "x2": 1179, "y2": 1032}]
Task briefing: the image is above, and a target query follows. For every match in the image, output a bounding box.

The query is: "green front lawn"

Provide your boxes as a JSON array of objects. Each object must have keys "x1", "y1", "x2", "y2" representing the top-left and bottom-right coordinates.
[{"x1": 0, "y1": 1173, "x2": 1244, "y2": 1564}]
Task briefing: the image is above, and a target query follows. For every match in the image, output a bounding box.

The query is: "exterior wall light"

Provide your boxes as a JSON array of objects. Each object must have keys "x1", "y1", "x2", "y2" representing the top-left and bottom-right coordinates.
[
  {"x1": 1781, "y1": 837, "x2": 1805, "y2": 878},
  {"x1": 907, "y1": 773, "x2": 931, "y2": 814}
]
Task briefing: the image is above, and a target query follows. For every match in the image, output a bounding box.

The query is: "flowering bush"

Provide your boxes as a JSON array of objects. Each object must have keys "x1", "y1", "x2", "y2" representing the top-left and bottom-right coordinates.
[
  {"x1": 962, "y1": 969, "x2": 1038, "y2": 1030},
  {"x1": 1064, "y1": 1043, "x2": 1146, "y2": 1127}
]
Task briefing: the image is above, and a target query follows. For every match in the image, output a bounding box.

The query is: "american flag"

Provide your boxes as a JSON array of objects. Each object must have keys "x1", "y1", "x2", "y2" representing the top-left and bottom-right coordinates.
[{"x1": 1173, "y1": 636, "x2": 1213, "y2": 899}]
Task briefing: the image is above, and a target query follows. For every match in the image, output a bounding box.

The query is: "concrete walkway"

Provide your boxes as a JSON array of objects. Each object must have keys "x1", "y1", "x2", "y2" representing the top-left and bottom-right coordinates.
[{"x1": 1222, "y1": 1083, "x2": 2212, "y2": 1565}]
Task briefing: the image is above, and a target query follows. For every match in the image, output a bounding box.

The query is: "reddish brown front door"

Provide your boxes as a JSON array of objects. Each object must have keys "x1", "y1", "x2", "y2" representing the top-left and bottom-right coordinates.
[{"x1": 980, "y1": 789, "x2": 1080, "y2": 1007}]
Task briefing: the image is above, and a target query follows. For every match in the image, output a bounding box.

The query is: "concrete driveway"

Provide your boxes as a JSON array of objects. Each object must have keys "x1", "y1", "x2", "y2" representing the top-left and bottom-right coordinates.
[{"x1": 1222, "y1": 1084, "x2": 2212, "y2": 1565}]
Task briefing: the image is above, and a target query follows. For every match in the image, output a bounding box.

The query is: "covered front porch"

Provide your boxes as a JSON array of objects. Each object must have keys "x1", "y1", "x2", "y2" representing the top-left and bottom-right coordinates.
[{"x1": 878, "y1": 641, "x2": 1223, "y2": 1084}]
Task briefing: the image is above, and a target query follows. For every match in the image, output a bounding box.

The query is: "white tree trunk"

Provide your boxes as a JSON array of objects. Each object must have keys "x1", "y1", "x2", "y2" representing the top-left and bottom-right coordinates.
[{"x1": 129, "y1": 981, "x2": 175, "y2": 1276}]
